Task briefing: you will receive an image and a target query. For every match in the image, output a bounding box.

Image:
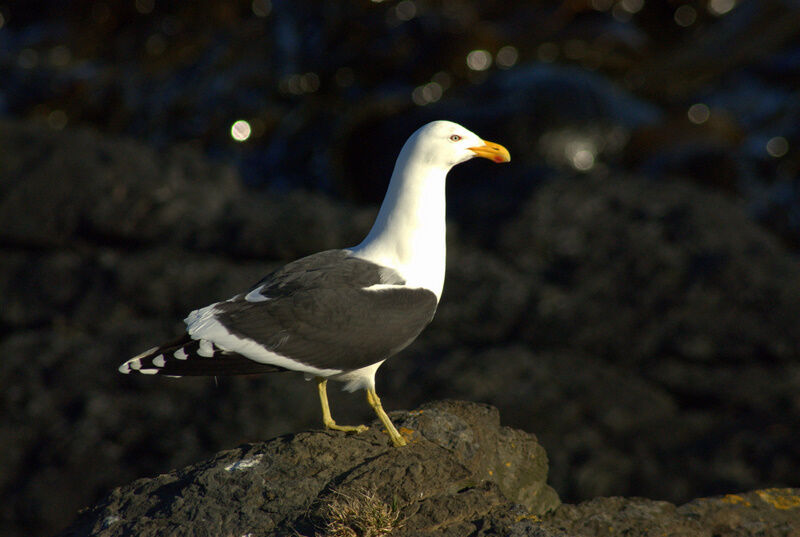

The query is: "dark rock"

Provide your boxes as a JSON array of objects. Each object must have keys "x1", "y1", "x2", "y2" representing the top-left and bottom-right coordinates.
[
  {"x1": 5, "y1": 2, "x2": 800, "y2": 536},
  {"x1": 386, "y1": 174, "x2": 800, "y2": 503},
  {"x1": 492, "y1": 176, "x2": 800, "y2": 500},
  {"x1": 56, "y1": 401, "x2": 800, "y2": 537},
  {"x1": 502, "y1": 174, "x2": 800, "y2": 368},
  {"x1": 536, "y1": 490, "x2": 800, "y2": 537},
  {"x1": 0, "y1": 120, "x2": 375, "y2": 537},
  {"x1": 0, "y1": 120, "x2": 370, "y2": 260},
  {"x1": 5, "y1": 0, "x2": 800, "y2": 244},
  {"x1": 630, "y1": 0, "x2": 800, "y2": 101},
  {"x1": 3, "y1": 120, "x2": 800, "y2": 537},
  {"x1": 58, "y1": 400, "x2": 560, "y2": 537}
]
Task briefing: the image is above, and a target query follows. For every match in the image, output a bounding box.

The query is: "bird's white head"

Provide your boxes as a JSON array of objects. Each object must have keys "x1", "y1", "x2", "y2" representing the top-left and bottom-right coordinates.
[
  {"x1": 402, "y1": 120, "x2": 511, "y2": 169},
  {"x1": 351, "y1": 120, "x2": 510, "y2": 298}
]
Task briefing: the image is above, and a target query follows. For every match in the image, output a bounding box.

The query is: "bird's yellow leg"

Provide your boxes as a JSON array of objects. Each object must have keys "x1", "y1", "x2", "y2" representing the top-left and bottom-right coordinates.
[
  {"x1": 366, "y1": 388, "x2": 407, "y2": 447},
  {"x1": 316, "y1": 378, "x2": 368, "y2": 433}
]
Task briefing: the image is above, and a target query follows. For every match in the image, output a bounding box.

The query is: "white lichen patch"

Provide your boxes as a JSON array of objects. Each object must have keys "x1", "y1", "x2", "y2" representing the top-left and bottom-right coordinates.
[
  {"x1": 102, "y1": 515, "x2": 120, "y2": 528},
  {"x1": 224, "y1": 454, "x2": 263, "y2": 472}
]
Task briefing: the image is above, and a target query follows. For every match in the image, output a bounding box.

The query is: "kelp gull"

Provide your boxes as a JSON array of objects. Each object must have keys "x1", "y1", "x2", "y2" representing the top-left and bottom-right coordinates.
[{"x1": 119, "y1": 120, "x2": 510, "y2": 447}]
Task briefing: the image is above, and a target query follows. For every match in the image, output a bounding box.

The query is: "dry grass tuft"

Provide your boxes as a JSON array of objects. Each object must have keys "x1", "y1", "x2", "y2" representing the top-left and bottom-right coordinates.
[{"x1": 318, "y1": 487, "x2": 402, "y2": 537}]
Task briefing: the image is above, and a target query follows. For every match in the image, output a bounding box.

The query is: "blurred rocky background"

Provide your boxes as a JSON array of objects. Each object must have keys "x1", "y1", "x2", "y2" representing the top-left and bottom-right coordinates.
[{"x1": 1, "y1": 1, "x2": 799, "y2": 536}]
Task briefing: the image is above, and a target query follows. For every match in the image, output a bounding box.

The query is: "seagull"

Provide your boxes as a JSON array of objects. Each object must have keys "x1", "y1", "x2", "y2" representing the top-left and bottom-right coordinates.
[{"x1": 119, "y1": 120, "x2": 510, "y2": 447}]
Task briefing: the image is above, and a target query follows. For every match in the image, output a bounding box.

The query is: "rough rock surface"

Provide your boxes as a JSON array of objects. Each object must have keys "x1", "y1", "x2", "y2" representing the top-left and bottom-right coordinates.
[
  {"x1": 58, "y1": 401, "x2": 800, "y2": 537},
  {"x1": 59, "y1": 400, "x2": 560, "y2": 537},
  {"x1": 535, "y1": 489, "x2": 800, "y2": 537}
]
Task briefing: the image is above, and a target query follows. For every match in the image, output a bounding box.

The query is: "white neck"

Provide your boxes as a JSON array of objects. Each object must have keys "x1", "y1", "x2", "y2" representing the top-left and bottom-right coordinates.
[{"x1": 349, "y1": 149, "x2": 448, "y2": 301}]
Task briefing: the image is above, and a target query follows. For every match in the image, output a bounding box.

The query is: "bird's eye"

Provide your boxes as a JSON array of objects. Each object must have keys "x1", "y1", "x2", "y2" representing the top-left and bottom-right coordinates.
[{"x1": 449, "y1": 134, "x2": 462, "y2": 142}]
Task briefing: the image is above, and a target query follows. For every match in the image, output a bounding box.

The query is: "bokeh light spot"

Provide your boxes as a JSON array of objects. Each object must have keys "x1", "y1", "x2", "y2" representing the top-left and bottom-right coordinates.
[
  {"x1": 766, "y1": 137, "x2": 789, "y2": 158},
  {"x1": 591, "y1": 0, "x2": 614, "y2": 11},
  {"x1": 612, "y1": 3, "x2": 632, "y2": 22},
  {"x1": 466, "y1": 49, "x2": 492, "y2": 71},
  {"x1": 432, "y1": 71, "x2": 452, "y2": 90},
  {"x1": 496, "y1": 45, "x2": 519, "y2": 69},
  {"x1": 280, "y1": 73, "x2": 320, "y2": 95},
  {"x1": 47, "y1": 110, "x2": 68, "y2": 130},
  {"x1": 687, "y1": 103, "x2": 710, "y2": 124},
  {"x1": 412, "y1": 82, "x2": 443, "y2": 106},
  {"x1": 620, "y1": 0, "x2": 644, "y2": 14},
  {"x1": 674, "y1": 5, "x2": 697, "y2": 26},
  {"x1": 708, "y1": 0, "x2": 736, "y2": 16},
  {"x1": 231, "y1": 120, "x2": 252, "y2": 142},
  {"x1": 300, "y1": 72, "x2": 320, "y2": 93},
  {"x1": 563, "y1": 138, "x2": 599, "y2": 172},
  {"x1": 251, "y1": 0, "x2": 272, "y2": 17},
  {"x1": 423, "y1": 82, "x2": 442, "y2": 102},
  {"x1": 570, "y1": 148, "x2": 596, "y2": 171},
  {"x1": 395, "y1": 0, "x2": 416, "y2": 21}
]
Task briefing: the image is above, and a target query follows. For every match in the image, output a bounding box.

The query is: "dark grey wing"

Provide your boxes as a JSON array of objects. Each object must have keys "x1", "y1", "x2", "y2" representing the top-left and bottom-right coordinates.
[
  {"x1": 253, "y1": 249, "x2": 405, "y2": 295},
  {"x1": 121, "y1": 249, "x2": 438, "y2": 377},
  {"x1": 214, "y1": 283, "x2": 438, "y2": 371},
  {"x1": 218, "y1": 249, "x2": 437, "y2": 370}
]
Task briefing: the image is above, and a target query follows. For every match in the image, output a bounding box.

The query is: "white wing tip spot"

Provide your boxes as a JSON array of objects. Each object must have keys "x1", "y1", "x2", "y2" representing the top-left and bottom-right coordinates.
[
  {"x1": 152, "y1": 354, "x2": 166, "y2": 367},
  {"x1": 121, "y1": 347, "x2": 157, "y2": 374}
]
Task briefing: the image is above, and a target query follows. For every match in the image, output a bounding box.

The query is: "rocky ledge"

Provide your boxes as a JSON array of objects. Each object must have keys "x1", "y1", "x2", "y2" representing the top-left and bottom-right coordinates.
[{"x1": 59, "y1": 400, "x2": 798, "y2": 537}]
